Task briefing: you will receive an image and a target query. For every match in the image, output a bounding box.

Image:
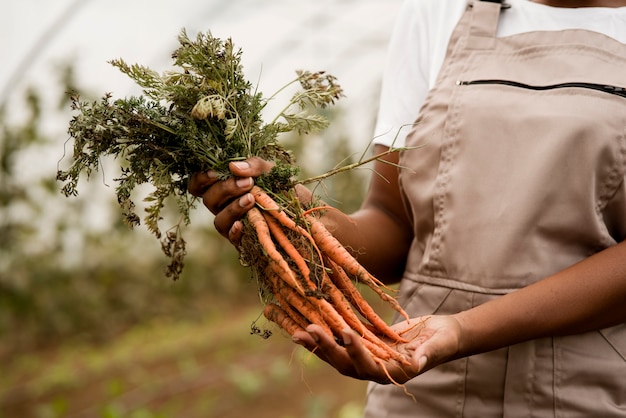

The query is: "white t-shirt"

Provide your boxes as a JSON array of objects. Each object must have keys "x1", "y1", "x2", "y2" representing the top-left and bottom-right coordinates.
[{"x1": 374, "y1": 0, "x2": 626, "y2": 147}]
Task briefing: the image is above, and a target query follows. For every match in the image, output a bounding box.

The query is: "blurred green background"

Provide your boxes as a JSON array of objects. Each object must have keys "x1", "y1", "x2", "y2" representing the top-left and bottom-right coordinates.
[{"x1": 0, "y1": 2, "x2": 401, "y2": 417}]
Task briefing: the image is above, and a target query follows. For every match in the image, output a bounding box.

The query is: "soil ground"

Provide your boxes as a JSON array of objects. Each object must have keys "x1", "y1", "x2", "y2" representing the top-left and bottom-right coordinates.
[{"x1": 0, "y1": 305, "x2": 369, "y2": 418}]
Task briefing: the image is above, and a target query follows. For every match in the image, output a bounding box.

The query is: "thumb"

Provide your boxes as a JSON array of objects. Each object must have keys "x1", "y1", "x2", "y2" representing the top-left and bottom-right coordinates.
[{"x1": 416, "y1": 355, "x2": 428, "y2": 373}]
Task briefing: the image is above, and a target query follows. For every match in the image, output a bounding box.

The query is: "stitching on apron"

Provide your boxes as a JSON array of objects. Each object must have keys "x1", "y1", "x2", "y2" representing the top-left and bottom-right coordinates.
[
  {"x1": 598, "y1": 329, "x2": 626, "y2": 363},
  {"x1": 428, "y1": 0, "x2": 500, "y2": 277},
  {"x1": 596, "y1": 125, "x2": 626, "y2": 212}
]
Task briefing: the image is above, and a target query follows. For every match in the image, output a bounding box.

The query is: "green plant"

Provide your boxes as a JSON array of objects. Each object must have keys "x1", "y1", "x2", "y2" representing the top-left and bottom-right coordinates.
[{"x1": 57, "y1": 29, "x2": 342, "y2": 280}]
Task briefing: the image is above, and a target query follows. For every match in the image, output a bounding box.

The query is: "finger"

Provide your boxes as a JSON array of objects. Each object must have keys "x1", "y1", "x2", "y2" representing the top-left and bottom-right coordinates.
[
  {"x1": 213, "y1": 192, "x2": 255, "y2": 239},
  {"x1": 341, "y1": 329, "x2": 413, "y2": 384},
  {"x1": 340, "y1": 329, "x2": 381, "y2": 376},
  {"x1": 229, "y1": 157, "x2": 274, "y2": 178},
  {"x1": 227, "y1": 220, "x2": 245, "y2": 247},
  {"x1": 410, "y1": 344, "x2": 435, "y2": 374},
  {"x1": 292, "y1": 329, "x2": 333, "y2": 364},
  {"x1": 304, "y1": 325, "x2": 358, "y2": 377},
  {"x1": 202, "y1": 175, "x2": 253, "y2": 215},
  {"x1": 187, "y1": 171, "x2": 219, "y2": 197}
]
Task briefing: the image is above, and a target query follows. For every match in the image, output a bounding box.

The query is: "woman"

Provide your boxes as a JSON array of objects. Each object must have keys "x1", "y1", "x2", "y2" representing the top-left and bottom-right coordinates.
[{"x1": 189, "y1": 0, "x2": 626, "y2": 416}]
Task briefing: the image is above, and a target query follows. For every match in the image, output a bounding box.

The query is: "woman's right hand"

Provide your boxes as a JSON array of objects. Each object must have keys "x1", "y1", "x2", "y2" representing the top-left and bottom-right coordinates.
[
  {"x1": 188, "y1": 157, "x2": 273, "y2": 246},
  {"x1": 291, "y1": 314, "x2": 463, "y2": 384}
]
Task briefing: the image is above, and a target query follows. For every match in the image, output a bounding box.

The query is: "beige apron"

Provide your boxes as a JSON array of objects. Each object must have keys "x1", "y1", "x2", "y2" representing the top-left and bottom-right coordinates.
[{"x1": 364, "y1": 1, "x2": 626, "y2": 417}]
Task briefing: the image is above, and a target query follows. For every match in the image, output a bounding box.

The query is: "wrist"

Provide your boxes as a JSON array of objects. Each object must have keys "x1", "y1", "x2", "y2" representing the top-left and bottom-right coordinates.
[
  {"x1": 451, "y1": 307, "x2": 501, "y2": 358},
  {"x1": 451, "y1": 311, "x2": 474, "y2": 358}
]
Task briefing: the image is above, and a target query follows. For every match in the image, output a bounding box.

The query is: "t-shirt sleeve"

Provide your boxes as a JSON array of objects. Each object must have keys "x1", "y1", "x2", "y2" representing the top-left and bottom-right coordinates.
[
  {"x1": 372, "y1": 0, "x2": 464, "y2": 148},
  {"x1": 373, "y1": 0, "x2": 432, "y2": 148}
]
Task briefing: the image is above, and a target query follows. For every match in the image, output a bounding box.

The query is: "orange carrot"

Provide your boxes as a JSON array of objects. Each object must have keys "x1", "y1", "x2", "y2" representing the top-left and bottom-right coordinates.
[
  {"x1": 262, "y1": 210, "x2": 315, "y2": 291},
  {"x1": 251, "y1": 186, "x2": 317, "y2": 248},
  {"x1": 320, "y1": 271, "x2": 368, "y2": 336},
  {"x1": 264, "y1": 303, "x2": 304, "y2": 337},
  {"x1": 269, "y1": 271, "x2": 334, "y2": 339},
  {"x1": 251, "y1": 186, "x2": 297, "y2": 226},
  {"x1": 302, "y1": 205, "x2": 345, "y2": 218},
  {"x1": 264, "y1": 267, "x2": 312, "y2": 331},
  {"x1": 321, "y1": 271, "x2": 409, "y2": 361},
  {"x1": 326, "y1": 257, "x2": 407, "y2": 343},
  {"x1": 252, "y1": 186, "x2": 327, "y2": 285},
  {"x1": 273, "y1": 269, "x2": 347, "y2": 340},
  {"x1": 247, "y1": 207, "x2": 304, "y2": 295},
  {"x1": 251, "y1": 185, "x2": 411, "y2": 367},
  {"x1": 325, "y1": 257, "x2": 369, "y2": 318},
  {"x1": 306, "y1": 214, "x2": 409, "y2": 322},
  {"x1": 360, "y1": 335, "x2": 411, "y2": 366}
]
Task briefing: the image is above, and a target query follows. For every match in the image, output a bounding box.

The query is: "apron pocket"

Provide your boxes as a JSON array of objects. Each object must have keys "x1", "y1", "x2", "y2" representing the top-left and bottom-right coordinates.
[{"x1": 554, "y1": 326, "x2": 626, "y2": 416}]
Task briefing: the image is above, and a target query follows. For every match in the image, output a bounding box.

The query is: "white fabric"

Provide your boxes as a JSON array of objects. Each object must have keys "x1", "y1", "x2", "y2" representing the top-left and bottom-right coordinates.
[{"x1": 374, "y1": 0, "x2": 626, "y2": 147}]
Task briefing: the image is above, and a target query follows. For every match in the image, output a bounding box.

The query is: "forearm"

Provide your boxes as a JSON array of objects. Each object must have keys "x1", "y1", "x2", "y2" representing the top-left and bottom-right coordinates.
[
  {"x1": 454, "y1": 240, "x2": 626, "y2": 357},
  {"x1": 312, "y1": 146, "x2": 413, "y2": 284},
  {"x1": 319, "y1": 206, "x2": 411, "y2": 284}
]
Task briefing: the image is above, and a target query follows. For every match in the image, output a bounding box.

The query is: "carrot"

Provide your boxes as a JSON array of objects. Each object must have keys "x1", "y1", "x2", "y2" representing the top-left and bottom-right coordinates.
[
  {"x1": 251, "y1": 186, "x2": 317, "y2": 249},
  {"x1": 252, "y1": 186, "x2": 327, "y2": 287},
  {"x1": 266, "y1": 259, "x2": 405, "y2": 365},
  {"x1": 306, "y1": 214, "x2": 410, "y2": 322},
  {"x1": 268, "y1": 270, "x2": 334, "y2": 339},
  {"x1": 360, "y1": 335, "x2": 411, "y2": 366},
  {"x1": 321, "y1": 272, "x2": 409, "y2": 361},
  {"x1": 264, "y1": 303, "x2": 304, "y2": 337},
  {"x1": 272, "y1": 286, "x2": 312, "y2": 331},
  {"x1": 264, "y1": 267, "x2": 312, "y2": 331},
  {"x1": 252, "y1": 185, "x2": 410, "y2": 366},
  {"x1": 320, "y1": 271, "x2": 366, "y2": 335},
  {"x1": 325, "y1": 257, "x2": 369, "y2": 318},
  {"x1": 325, "y1": 257, "x2": 407, "y2": 343},
  {"x1": 273, "y1": 268, "x2": 347, "y2": 340},
  {"x1": 247, "y1": 207, "x2": 304, "y2": 295},
  {"x1": 262, "y1": 210, "x2": 315, "y2": 291},
  {"x1": 302, "y1": 205, "x2": 346, "y2": 218},
  {"x1": 251, "y1": 186, "x2": 297, "y2": 224}
]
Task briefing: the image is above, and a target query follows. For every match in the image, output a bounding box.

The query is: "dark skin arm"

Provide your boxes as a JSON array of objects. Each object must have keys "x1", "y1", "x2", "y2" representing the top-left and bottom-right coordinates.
[
  {"x1": 189, "y1": 145, "x2": 626, "y2": 384},
  {"x1": 294, "y1": 239, "x2": 626, "y2": 383}
]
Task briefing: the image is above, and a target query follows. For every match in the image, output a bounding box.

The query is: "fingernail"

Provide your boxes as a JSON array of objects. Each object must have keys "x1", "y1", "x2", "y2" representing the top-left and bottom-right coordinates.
[
  {"x1": 236, "y1": 177, "x2": 252, "y2": 188},
  {"x1": 306, "y1": 326, "x2": 319, "y2": 343},
  {"x1": 342, "y1": 329, "x2": 352, "y2": 346},
  {"x1": 206, "y1": 170, "x2": 218, "y2": 179},
  {"x1": 292, "y1": 335, "x2": 302, "y2": 345},
  {"x1": 238, "y1": 193, "x2": 253, "y2": 207},
  {"x1": 231, "y1": 161, "x2": 250, "y2": 170},
  {"x1": 418, "y1": 356, "x2": 427, "y2": 371}
]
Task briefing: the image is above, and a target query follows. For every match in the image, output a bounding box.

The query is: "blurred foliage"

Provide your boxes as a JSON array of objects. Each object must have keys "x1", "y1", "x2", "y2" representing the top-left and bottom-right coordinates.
[
  {"x1": 0, "y1": 62, "x2": 369, "y2": 361},
  {"x1": 0, "y1": 46, "x2": 378, "y2": 416}
]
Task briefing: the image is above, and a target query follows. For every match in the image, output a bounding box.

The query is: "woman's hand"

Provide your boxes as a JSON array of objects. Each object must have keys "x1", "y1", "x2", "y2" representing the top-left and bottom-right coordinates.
[
  {"x1": 188, "y1": 157, "x2": 315, "y2": 246},
  {"x1": 188, "y1": 157, "x2": 273, "y2": 245},
  {"x1": 291, "y1": 315, "x2": 463, "y2": 384}
]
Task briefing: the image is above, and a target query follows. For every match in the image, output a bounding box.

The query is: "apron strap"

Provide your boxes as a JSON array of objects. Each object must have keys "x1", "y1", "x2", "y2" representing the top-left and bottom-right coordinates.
[
  {"x1": 467, "y1": 0, "x2": 507, "y2": 50},
  {"x1": 480, "y1": 0, "x2": 512, "y2": 8}
]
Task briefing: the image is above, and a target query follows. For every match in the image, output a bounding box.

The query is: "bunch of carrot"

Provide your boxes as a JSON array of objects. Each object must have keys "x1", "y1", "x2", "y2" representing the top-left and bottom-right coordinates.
[
  {"x1": 58, "y1": 29, "x2": 414, "y2": 373},
  {"x1": 241, "y1": 185, "x2": 412, "y2": 371}
]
